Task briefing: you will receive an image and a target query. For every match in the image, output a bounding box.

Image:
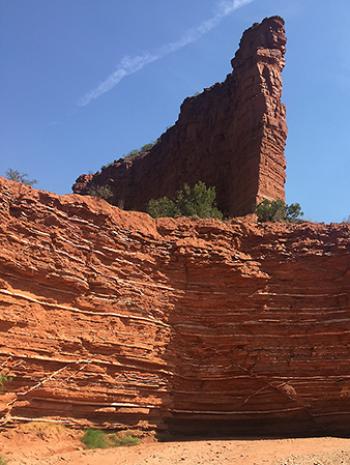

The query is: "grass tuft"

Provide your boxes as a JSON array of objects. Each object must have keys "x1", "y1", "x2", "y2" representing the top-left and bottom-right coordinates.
[
  {"x1": 82, "y1": 429, "x2": 109, "y2": 449},
  {"x1": 0, "y1": 374, "x2": 12, "y2": 393},
  {"x1": 81, "y1": 429, "x2": 140, "y2": 449},
  {"x1": 115, "y1": 435, "x2": 140, "y2": 447}
]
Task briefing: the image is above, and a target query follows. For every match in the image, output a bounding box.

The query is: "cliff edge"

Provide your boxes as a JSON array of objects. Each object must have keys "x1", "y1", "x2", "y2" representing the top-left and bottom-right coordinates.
[
  {"x1": 1, "y1": 178, "x2": 350, "y2": 436},
  {"x1": 73, "y1": 16, "x2": 287, "y2": 217}
]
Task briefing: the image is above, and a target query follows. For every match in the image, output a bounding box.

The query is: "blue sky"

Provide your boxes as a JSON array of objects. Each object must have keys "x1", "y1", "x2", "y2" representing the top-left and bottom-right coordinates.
[{"x1": 1, "y1": 0, "x2": 349, "y2": 222}]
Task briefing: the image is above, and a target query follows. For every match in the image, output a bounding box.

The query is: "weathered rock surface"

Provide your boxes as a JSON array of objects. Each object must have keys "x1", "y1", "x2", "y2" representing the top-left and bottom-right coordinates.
[
  {"x1": 73, "y1": 16, "x2": 287, "y2": 217},
  {"x1": 1, "y1": 178, "x2": 350, "y2": 435}
]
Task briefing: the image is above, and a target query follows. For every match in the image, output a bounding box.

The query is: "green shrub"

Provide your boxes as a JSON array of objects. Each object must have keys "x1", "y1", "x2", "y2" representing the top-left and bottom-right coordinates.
[
  {"x1": 141, "y1": 143, "x2": 155, "y2": 151},
  {"x1": 256, "y1": 199, "x2": 285, "y2": 222},
  {"x1": 147, "y1": 181, "x2": 223, "y2": 219},
  {"x1": 125, "y1": 142, "x2": 156, "y2": 158},
  {"x1": 285, "y1": 202, "x2": 304, "y2": 222},
  {"x1": 176, "y1": 182, "x2": 223, "y2": 219},
  {"x1": 82, "y1": 429, "x2": 109, "y2": 449},
  {"x1": 81, "y1": 429, "x2": 139, "y2": 449},
  {"x1": 124, "y1": 149, "x2": 140, "y2": 160},
  {"x1": 100, "y1": 141, "x2": 157, "y2": 169},
  {"x1": 115, "y1": 435, "x2": 140, "y2": 447},
  {"x1": 104, "y1": 141, "x2": 157, "y2": 167},
  {"x1": 148, "y1": 197, "x2": 179, "y2": 218},
  {"x1": 0, "y1": 456, "x2": 8, "y2": 465},
  {"x1": 0, "y1": 374, "x2": 11, "y2": 393},
  {"x1": 6, "y1": 169, "x2": 37, "y2": 186},
  {"x1": 87, "y1": 185, "x2": 113, "y2": 201},
  {"x1": 256, "y1": 199, "x2": 303, "y2": 223}
]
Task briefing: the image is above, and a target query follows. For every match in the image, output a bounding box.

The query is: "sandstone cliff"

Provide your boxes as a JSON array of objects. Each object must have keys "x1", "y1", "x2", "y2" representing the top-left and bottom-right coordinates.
[
  {"x1": 73, "y1": 16, "x2": 287, "y2": 217},
  {"x1": 1, "y1": 178, "x2": 350, "y2": 435}
]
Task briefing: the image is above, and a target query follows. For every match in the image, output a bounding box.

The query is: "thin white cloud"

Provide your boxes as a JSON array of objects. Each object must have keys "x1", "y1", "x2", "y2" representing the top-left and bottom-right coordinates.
[{"x1": 79, "y1": 0, "x2": 254, "y2": 106}]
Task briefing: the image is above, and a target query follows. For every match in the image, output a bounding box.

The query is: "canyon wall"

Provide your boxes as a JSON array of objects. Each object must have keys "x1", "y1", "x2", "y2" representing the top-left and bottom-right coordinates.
[
  {"x1": 1, "y1": 178, "x2": 350, "y2": 436},
  {"x1": 73, "y1": 16, "x2": 287, "y2": 217}
]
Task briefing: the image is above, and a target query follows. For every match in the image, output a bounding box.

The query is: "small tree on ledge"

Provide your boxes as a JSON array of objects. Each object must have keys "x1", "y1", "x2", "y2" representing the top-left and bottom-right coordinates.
[
  {"x1": 148, "y1": 181, "x2": 223, "y2": 219},
  {"x1": 87, "y1": 185, "x2": 113, "y2": 201},
  {"x1": 256, "y1": 199, "x2": 303, "y2": 223},
  {"x1": 6, "y1": 169, "x2": 37, "y2": 187}
]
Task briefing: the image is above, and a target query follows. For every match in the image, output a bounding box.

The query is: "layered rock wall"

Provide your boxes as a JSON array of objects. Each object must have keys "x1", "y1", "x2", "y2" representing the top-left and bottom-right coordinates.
[
  {"x1": 1, "y1": 179, "x2": 350, "y2": 435},
  {"x1": 73, "y1": 16, "x2": 287, "y2": 217}
]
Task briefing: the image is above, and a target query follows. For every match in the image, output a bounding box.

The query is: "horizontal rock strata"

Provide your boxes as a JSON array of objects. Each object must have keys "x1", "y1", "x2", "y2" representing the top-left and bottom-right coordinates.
[
  {"x1": 1, "y1": 178, "x2": 350, "y2": 435},
  {"x1": 73, "y1": 16, "x2": 287, "y2": 217}
]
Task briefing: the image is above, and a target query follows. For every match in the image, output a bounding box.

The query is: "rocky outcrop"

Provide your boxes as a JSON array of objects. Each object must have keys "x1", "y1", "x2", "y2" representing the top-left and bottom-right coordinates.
[
  {"x1": 73, "y1": 16, "x2": 287, "y2": 217},
  {"x1": 1, "y1": 178, "x2": 350, "y2": 436}
]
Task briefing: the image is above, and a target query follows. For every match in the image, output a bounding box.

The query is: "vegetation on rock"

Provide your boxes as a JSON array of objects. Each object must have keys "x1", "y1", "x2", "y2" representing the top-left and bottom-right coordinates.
[
  {"x1": 73, "y1": 17, "x2": 287, "y2": 218},
  {"x1": 115, "y1": 435, "x2": 140, "y2": 446},
  {"x1": 82, "y1": 429, "x2": 109, "y2": 449},
  {"x1": 148, "y1": 181, "x2": 223, "y2": 219},
  {"x1": 0, "y1": 374, "x2": 11, "y2": 393},
  {"x1": 124, "y1": 149, "x2": 141, "y2": 160},
  {"x1": 256, "y1": 199, "x2": 303, "y2": 223},
  {"x1": 141, "y1": 143, "x2": 156, "y2": 151},
  {"x1": 123, "y1": 141, "x2": 158, "y2": 160},
  {"x1": 81, "y1": 429, "x2": 139, "y2": 449},
  {"x1": 6, "y1": 169, "x2": 37, "y2": 186},
  {"x1": 87, "y1": 185, "x2": 113, "y2": 201},
  {"x1": 100, "y1": 141, "x2": 158, "y2": 171},
  {"x1": 148, "y1": 196, "x2": 179, "y2": 218}
]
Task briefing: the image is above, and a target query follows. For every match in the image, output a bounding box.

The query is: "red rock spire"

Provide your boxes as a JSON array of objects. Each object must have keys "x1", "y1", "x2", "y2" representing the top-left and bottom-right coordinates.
[{"x1": 73, "y1": 16, "x2": 287, "y2": 216}]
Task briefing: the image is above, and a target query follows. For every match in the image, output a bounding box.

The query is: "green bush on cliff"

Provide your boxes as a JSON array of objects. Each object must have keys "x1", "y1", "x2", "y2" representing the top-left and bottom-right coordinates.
[
  {"x1": 6, "y1": 169, "x2": 37, "y2": 187},
  {"x1": 125, "y1": 149, "x2": 140, "y2": 160},
  {"x1": 147, "y1": 181, "x2": 223, "y2": 219},
  {"x1": 256, "y1": 199, "x2": 303, "y2": 223},
  {"x1": 99, "y1": 141, "x2": 158, "y2": 169},
  {"x1": 0, "y1": 374, "x2": 12, "y2": 393},
  {"x1": 87, "y1": 185, "x2": 113, "y2": 201},
  {"x1": 148, "y1": 196, "x2": 180, "y2": 218},
  {"x1": 141, "y1": 142, "x2": 156, "y2": 151}
]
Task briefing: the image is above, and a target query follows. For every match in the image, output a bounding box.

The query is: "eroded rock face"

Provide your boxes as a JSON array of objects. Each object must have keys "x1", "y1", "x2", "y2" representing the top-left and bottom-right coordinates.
[
  {"x1": 1, "y1": 179, "x2": 350, "y2": 435},
  {"x1": 73, "y1": 16, "x2": 287, "y2": 217}
]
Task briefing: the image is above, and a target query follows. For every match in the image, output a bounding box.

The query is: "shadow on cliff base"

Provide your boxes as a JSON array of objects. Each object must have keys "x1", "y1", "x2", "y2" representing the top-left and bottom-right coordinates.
[{"x1": 157, "y1": 230, "x2": 350, "y2": 439}]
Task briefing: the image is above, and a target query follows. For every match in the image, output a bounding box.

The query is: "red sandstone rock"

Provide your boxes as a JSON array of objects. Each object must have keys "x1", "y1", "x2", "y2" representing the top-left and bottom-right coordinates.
[
  {"x1": 72, "y1": 16, "x2": 287, "y2": 217},
  {"x1": 1, "y1": 178, "x2": 350, "y2": 436}
]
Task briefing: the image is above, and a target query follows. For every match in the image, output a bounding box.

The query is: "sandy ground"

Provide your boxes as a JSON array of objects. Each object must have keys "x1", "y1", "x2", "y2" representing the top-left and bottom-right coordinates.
[{"x1": 1, "y1": 424, "x2": 350, "y2": 465}]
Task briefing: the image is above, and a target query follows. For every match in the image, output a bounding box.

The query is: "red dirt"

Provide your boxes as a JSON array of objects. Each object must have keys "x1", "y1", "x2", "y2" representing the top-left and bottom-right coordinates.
[{"x1": 1, "y1": 427, "x2": 350, "y2": 465}]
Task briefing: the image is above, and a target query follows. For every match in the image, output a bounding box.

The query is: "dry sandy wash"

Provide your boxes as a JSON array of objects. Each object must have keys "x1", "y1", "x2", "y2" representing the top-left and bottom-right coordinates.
[{"x1": 1, "y1": 425, "x2": 350, "y2": 465}]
